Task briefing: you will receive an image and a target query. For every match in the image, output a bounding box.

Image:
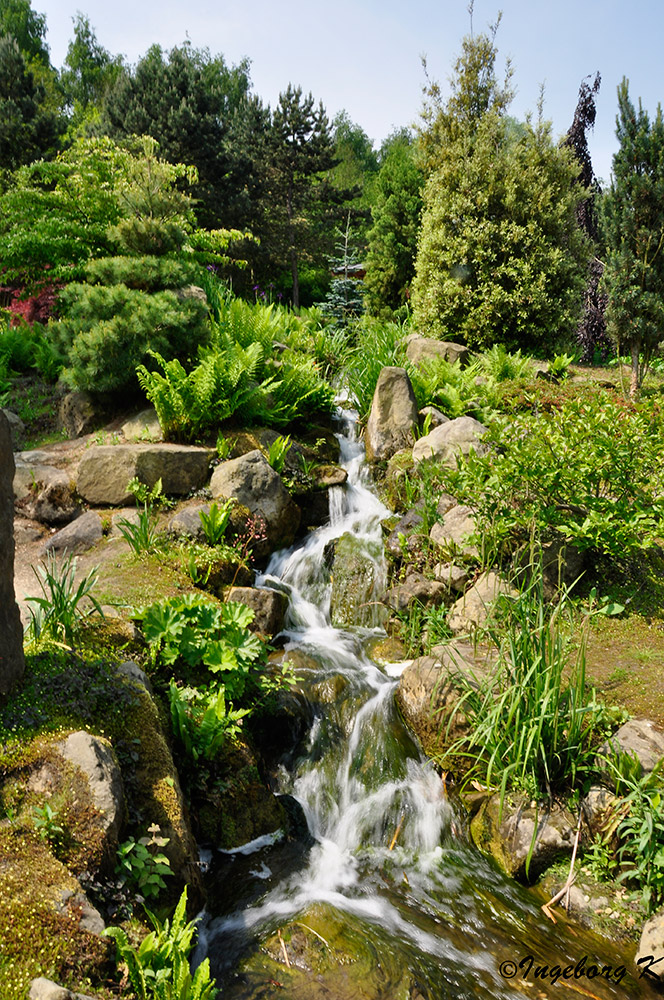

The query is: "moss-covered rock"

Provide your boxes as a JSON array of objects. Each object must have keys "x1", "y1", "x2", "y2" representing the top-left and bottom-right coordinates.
[{"x1": 329, "y1": 532, "x2": 388, "y2": 629}]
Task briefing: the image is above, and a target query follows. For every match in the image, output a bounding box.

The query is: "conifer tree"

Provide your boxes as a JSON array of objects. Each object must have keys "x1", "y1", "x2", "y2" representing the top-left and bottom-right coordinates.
[{"x1": 602, "y1": 79, "x2": 664, "y2": 397}]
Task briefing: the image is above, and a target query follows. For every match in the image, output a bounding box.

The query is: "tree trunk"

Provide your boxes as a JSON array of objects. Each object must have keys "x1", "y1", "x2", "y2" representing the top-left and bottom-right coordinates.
[
  {"x1": 286, "y1": 178, "x2": 299, "y2": 312},
  {"x1": 630, "y1": 338, "x2": 641, "y2": 399}
]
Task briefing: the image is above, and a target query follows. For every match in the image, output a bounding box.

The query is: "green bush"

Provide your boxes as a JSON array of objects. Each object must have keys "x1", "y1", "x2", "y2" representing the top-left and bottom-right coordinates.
[
  {"x1": 439, "y1": 394, "x2": 664, "y2": 562},
  {"x1": 84, "y1": 255, "x2": 199, "y2": 291},
  {"x1": 169, "y1": 681, "x2": 249, "y2": 761}
]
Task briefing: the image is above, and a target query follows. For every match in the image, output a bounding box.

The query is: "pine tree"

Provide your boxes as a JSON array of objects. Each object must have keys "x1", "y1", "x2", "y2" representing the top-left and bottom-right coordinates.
[
  {"x1": 0, "y1": 34, "x2": 59, "y2": 171},
  {"x1": 602, "y1": 79, "x2": 664, "y2": 397}
]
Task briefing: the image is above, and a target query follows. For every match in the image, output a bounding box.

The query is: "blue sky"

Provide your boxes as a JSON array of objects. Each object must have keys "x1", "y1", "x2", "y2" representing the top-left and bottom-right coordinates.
[{"x1": 35, "y1": 0, "x2": 664, "y2": 184}]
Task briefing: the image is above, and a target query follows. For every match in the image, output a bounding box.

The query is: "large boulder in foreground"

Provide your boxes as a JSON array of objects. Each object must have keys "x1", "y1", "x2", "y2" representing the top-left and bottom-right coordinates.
[
  {"x1": 210, "y1": 449, "x2": 300, "y2": 555},
  {"x1": 77, "y1": 443, "x2": 215, "y2": 505},
  {"x1": 0, "y1": 411, "x2": 24, "y2": 693},
  {"x1": 412, "y1": 415, "x2": 489, "y2": 466},
  {"x1": 365, "y1": 366, "x2": 419, "y2": 463}
]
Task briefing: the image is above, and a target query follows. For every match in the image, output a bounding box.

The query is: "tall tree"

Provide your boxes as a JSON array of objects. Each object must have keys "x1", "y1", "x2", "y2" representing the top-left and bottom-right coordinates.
[
  {"x1": 264, "y1": 84, "x2": 338, "y2": 309},
  {"x1": 0, "y1": 34, "x2": 59, "y2": 171},
  {"x1": 602, "y1": 79, "x2": 664, "y2": 397},
  {"x1": 98, "y1": 43, "x2": 257, "y2": 229},
  {"x1": 364, "y1": 131, "x2": 423, "y2": 317},
  {"x1": 60, "y1": 13, "x2": 123, "y2": 131},
  {"x1": 0, "y1": 0, "x2": 49, "y2": 67},
  {"x1": 412, "y1": 22, "x2": 589, "y2": 353}
]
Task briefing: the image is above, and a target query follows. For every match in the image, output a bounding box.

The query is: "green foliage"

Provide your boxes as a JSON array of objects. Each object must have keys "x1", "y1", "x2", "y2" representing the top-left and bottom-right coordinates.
[
  {"x1": 31, "y1": 802, "x2": 64, "y2": 850},
  {"x1": 116, "y1": 509, "x2": 161, "y2": 557},
  {"x1": 104, "y1": 887, "x2": 218, "y2": 1000},
  {"x1": 364, "y1": 132, "x2": 423, "y2": 317},
  {"x1": 0, "y1": 34, "x2": 60, "y2": 172},
  {"x1": 602, "y1": 79, "x2": 664, "y2": 396},
  {"x1": 137, "y1": 593, "x2": 265, "y2": 701},
  {"x1": 321, "y1": 213, "x2": 365, "y2": 327},
  {"x1": 342, "y1": 317, "x2": 410, "y2": 418},
  {"x1": 199, "y1": 500, "x2": 234, "y2": 546},
  {"x1": 84, "y1": 255, "x2": 198, "y2": 291},
  {"x1": 441, "y1": 574, "x2": 605, "y2": 802},
  {"x1": 26, "y1": 551, "x2": 104, "y2": 646},
  {"x1": 265, "y1": 435, "x2": 292, "y2": 473},
  {"x1": 439, "y1": 393, "x2": 664, "y2": 562},
  {"x1": 115, "y1": 828, "x2": 173, "y2": 900},
  {"x1": 169, "y1": 681, "x2": 249, "y2": 761},
  {"x1": 613, "y1": 764, "x2": 664, "y2": 914},
  {"x1": 127, "y1": 476, "x2": 170, "y2": 510},
  {"x1": 60, "y1": 12, "x2": 123, "y2": 132}
]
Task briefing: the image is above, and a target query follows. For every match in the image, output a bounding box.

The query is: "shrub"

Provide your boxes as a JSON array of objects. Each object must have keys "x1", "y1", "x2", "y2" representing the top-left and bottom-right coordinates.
[
  {"x1": 26, "y1": 551, "x2": 104, "y2": 646},
  {"x1": 169, "y1": 682, "x2": 249, "y2": 761}
]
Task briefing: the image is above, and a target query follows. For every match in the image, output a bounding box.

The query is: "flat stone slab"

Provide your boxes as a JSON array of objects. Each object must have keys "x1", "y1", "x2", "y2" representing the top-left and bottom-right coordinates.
[{"x1": 77, "y1": 443, "x2": 215, "y2": 506}]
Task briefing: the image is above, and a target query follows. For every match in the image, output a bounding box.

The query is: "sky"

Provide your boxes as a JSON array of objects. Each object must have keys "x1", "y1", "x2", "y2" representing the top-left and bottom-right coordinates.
[{"x1": 32, "y1": 0, "x2": 664, "y2": 184}]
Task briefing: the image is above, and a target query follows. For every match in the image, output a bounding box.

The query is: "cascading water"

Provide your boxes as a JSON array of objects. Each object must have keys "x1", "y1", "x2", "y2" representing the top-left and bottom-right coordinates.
[{"x1": 198, "y1": 410, "x2": 657, "y2": 999}]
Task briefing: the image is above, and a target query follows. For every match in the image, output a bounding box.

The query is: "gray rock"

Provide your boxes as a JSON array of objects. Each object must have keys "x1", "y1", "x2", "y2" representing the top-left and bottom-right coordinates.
[
  {"x1": 56, "y1": 889, "x2": 105, "y2": 935},
  {"x1": 14, "y1": 517, "x2": 47, "y2": 545},
  {"x1": 121, "y1": 407, "x2": 164, "y2": 442},
  {"x1": 413, "y1": 415, "x2": 489, "y2": 466},
  {"x1": 2, "y1": 407, "x2": 25, "y2": 448},
  {"x1": 210, "y1": 449, "x2": 300, "y2": 554},
  {"x1": 471, "y1": 793, "x2": 577, "y2": 882},
  {"x1": 385, "y1": 505, "x2": 424, "y2": 558},
  {"x1": 581, "y1": 785, "x2": 620, "y2": 840},
  {"x1": 384, "y1": 572, "x2": 448, "y2": 612},
  {"x1": 110, "y1": 508, "x2": 141, "y2": 537},
  {"x1": 225, "y1": 586, "x2": 289, "y2": 640},
  {"x1": 116, "y1": 660, "x2": 153, "y2": 695},
  {"x1": 405, "y1": 336, "x2": 470, "y2": 368},
  {"x1": 419, "y1": 406, "x2": 449, "y2": 430},
  {"x1": 396, "y1": 641, "x2": 495, "y2": 757},
  {"x1": 77, "y1": 443, "x2": 215, "y2": 506},
  {"x1": 167, "y1": 502, "x2": 211, "y2": 540},
  {"x1": 0, "y1": 411, "x2": 24, "y2": 693},
  {"x1": 448, "y1": 571, "x2": 517, "y2": 634},
  {"x1": 16, "y1": 478, "x2": 82, "y2": 526},
  {"x1": 58, "y1": 731, "x2": 125, "y2": 849},
  {"x1": 29, "y1": 980, "x2": 96, "y2": 1000},
  {"x1": 429, "y1": 504, "x2": 478, "y2": 559},
  {"x1": 432, "y1": 562, "x2": 470, "y2": 592},
  {"x1": 40, "y1": 510, "x2": 103, "y2": 556},
  {"x1": 59, "y1": 390, "x2": 100, "y2": 438},
  {"x1": 365, "y1": 367, "x2": 419, "y2": 463},
  {"x1": 13, "y1": 461, "x2": 69, "y2": 501},
  {"x1": 600, "y1": 719, "x2": 664, "y2": 778},
  {"x1": 636, "y1": 911, "x2": 664, "y2": 980}
]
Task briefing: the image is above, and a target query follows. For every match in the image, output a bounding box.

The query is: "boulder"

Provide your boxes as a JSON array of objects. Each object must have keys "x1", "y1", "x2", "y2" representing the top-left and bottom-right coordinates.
[
  {"x1": 365, "y1": 367, "x2": 419, "y2": 463},
  {"x1": 0, "y1": 411, "x2": 24, "y2": 693},
  {"x1": 429, "y1": 504, "x2": 478, "y2": 560},
  {"x1": 329, "y1": 531, "x2": 388, "y2": 629},
  {"x1": 470, "y1": 793, "x2": 577, "y2": 882},
  {"x1": 59, "y1": 390, "x2": 100, "y2": 438},
  {"x1": 384, "y1": 504, "x2": 424, "y2": 559},
  {"x1": 29, "y1": 979, "x2": 96, "y2": 1000},
  {"x1": 419, "y1": 405, "x2": 449, "y2": 430},
  {"x1": 580, "y1": 785, "x2": 621, "y2": 841},
  {"x1": 448, "y1": 571, "x2": 516, "y2": 634},
  {"x1": 405, "y1": 335, "x2": 470, "y2": 368},
  {"x1": 58, "y1": 731, "x2": 125, "y2": 851},
  {"x1": 121, "y1": 407, "x2": 163, "y2": 442},
  {"x1": 2, "y1": 407, "x2": 25, "y2": 448},
  {"x1": 384, "y1": 572, "x2": 448, "y2": 612},
  {"x1": 210, "y1": 450, "x2": 300, "y2": 554},
  {"x1": 432, "y1": 562, "x2": 470, "y2": 593},
  {"x1": 396, "y1": 640, "x2": 495, "y2": 757},
  {"x1": 40, "y1": 510, "x2": 103, "y2": 556},
  {"x1": 13, "y1": 460, "x2": 69, "y2": 501},
  {"x1": 599, "y1": 719, "x2": 664, "y2": 778},
  {"x1": 16, "y1": 479, "x2": 82, "y2": 526},
  {"x1": 56, "y1": 888, "x2": 105, "y2": 935},
  {"x1": 413, "y1": 415, "x2": 489, "y2": 466},
  {"x1": 76, "y1": 443, "x2": 215, "y2": 506},
  {"x1": 225, "y1": 586, "x2": 289, "y2": 640},
  {"x1": 636, "y1": 912, "x2": 664, "y2": 981},
  {"x1": 167, "y1": 502, "x2": 210, "y2": 541}
]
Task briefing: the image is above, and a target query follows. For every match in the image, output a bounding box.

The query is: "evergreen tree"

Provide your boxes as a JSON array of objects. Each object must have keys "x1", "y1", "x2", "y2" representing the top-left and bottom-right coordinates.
[
  {"x1": 264, "y1": 84, "x2": 338, "y2": 310},
  {"x1": 321, "y1": 212, "x2": 365, "y2": 326},
  {"x1": 364, "y1": 131, "x2": 423, "y2": 317},
  {"x1": 0, "y1": 0, "x2": 49, "y2": 67},
  {"x1": 413, "y1": 23, "x2": 589, "y2": 353},
  {"x1": 602, "y1": 79, "x2": 664, "y2": 397},
  {"x1": 0, "y1": 34, "x2": 59, "y2": 171}
]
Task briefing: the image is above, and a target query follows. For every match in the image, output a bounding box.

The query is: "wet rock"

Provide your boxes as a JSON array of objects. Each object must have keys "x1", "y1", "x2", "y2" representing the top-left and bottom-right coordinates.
[
  {"x1": 405, "y1": 335, "x2": 470, "y2": 368},
  {"x1": 77, "y1": 443, "x2": 215, "y2": 506},
  {"x1": 384, "y1": 572, "x2": 448, "y2": 612},
  {"x1": 429, "y1": 504, "x2": 478, "y2": 560},
  {"x1": 210, "y1": 449, "x2": 300, "y2": 555},
  {"x1": 383, "y1": 448, "x2": 415, "y2": 511},
  {"x1": 225, "y1": 586, "x2": 289, "y2": 640},
  {"x1": 329, "y1": 531, "x2": 388, "y2": 628},
  {"x1": 471, "y1": 793, "x2": 577, "y2": 882},
  {"x1": 0, "y1": 411, "x2": 24, "y2": 693},
  {"x1": 58, "y1": 731, "x2": 125, "y2": 853},
  {"x1": 396, "y1": 641, "x2": 495, "y2": 757},
  {"x1": 365, "y1": 366, "x2": 419, "y2": 463},
  {"x1": 599, "y1": 719, "x2": 664, "y2": 779},
  {"x1": 412, "y1": 415, "x2": 489, "y2": 466},
  {"x1": 40, "y1": 510, "x2": 103, "y2": 556},
  {"x1": 448, "y1": 571, "x2": 517, "y2": 634},
  {"x1": 121, "y1": 406, "x2": 163, "y2": 442}
]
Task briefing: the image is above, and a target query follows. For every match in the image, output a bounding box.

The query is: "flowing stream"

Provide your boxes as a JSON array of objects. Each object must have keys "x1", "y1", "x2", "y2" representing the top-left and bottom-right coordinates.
[{"x1": 198, "y1": 411, "x2": 656, "y2": 999}]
